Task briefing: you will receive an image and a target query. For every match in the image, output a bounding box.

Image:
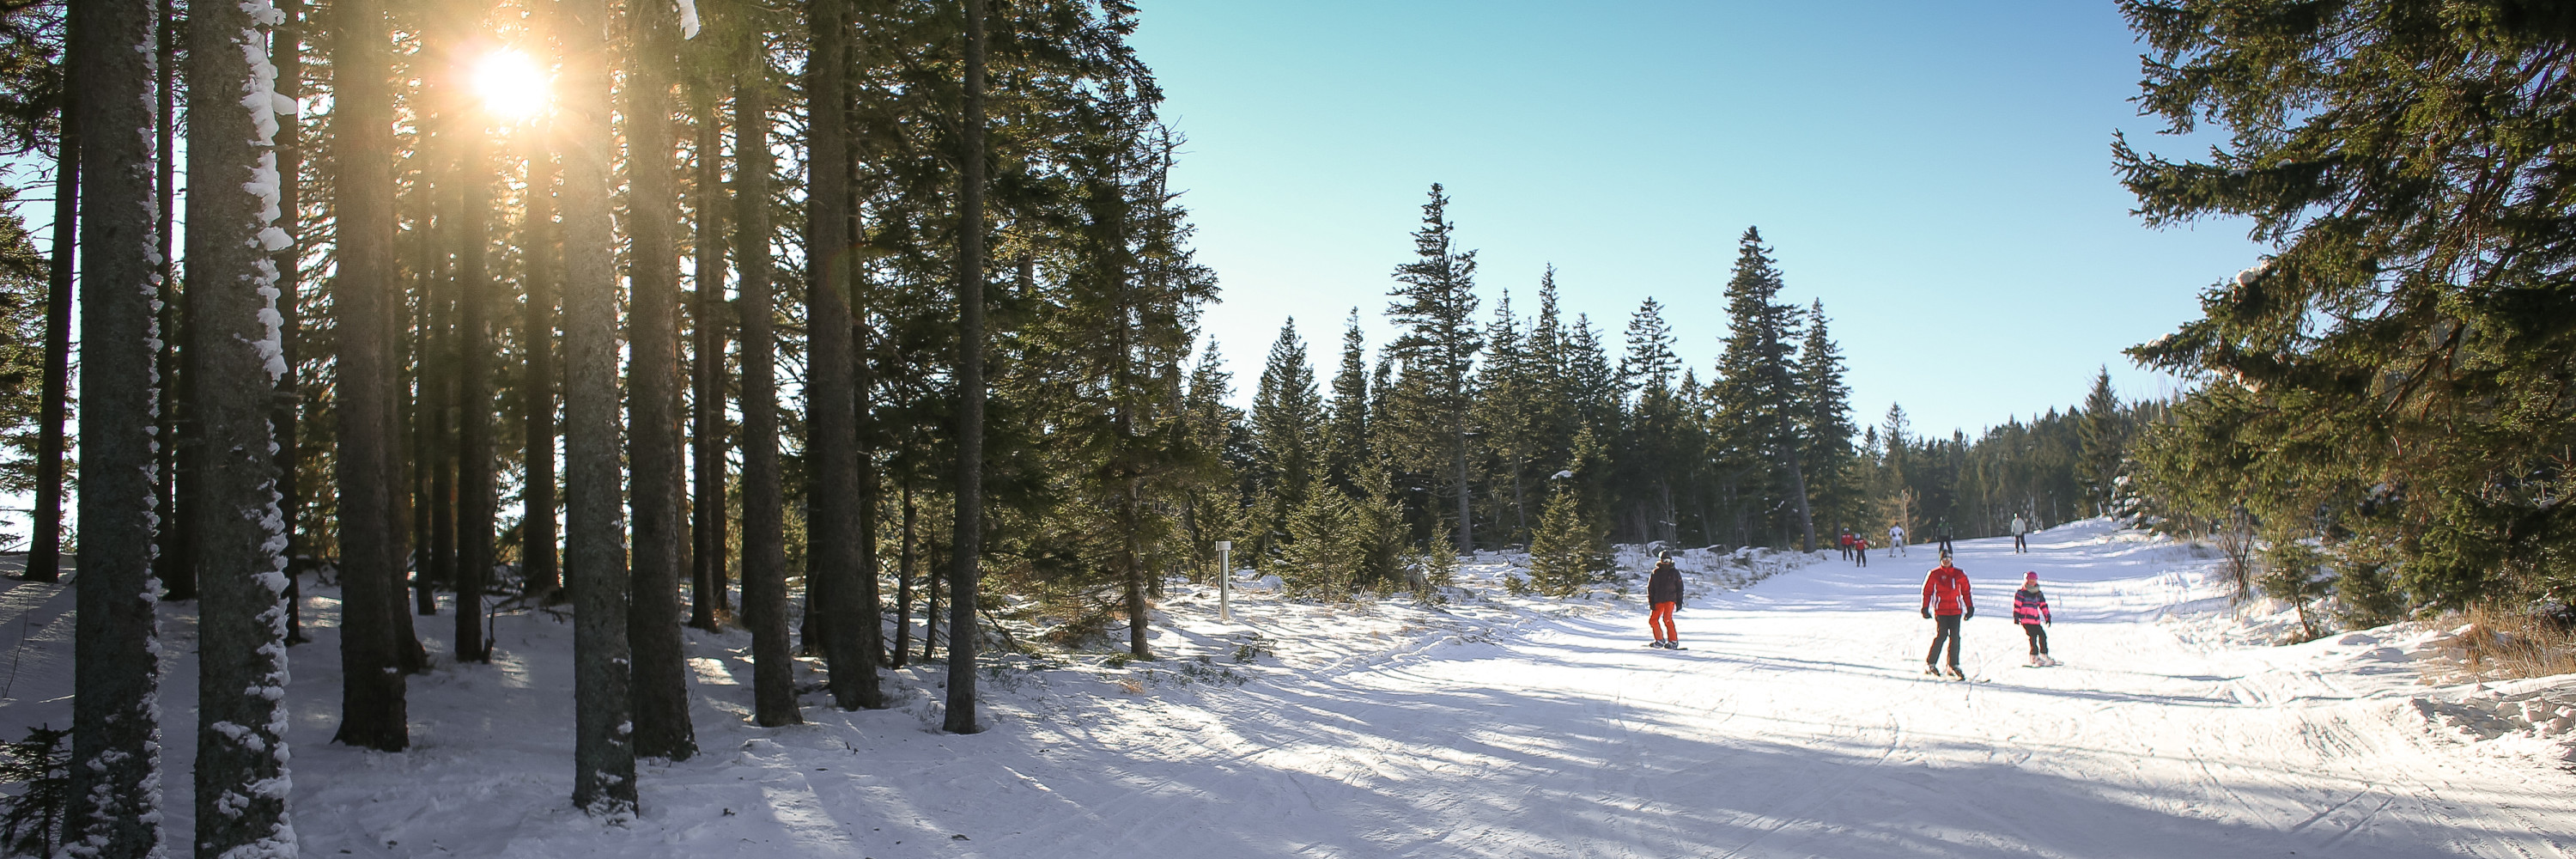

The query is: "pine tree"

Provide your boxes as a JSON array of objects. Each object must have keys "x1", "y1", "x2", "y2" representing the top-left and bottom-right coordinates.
[
  {"x1": 182, "y1": 0, "x2": 296, "y2": 850},
  {"x1": 562, "y1": 0, "x2": 639, "y2": 816},
  {"x1": 325, "y1": 0, "x2": 409, "y2": 755},
  {"x1": 1386, "y1": 183, "x2": 1482, "y2": 552},
  {"x1": 1710, "y1": 227, "x2": 1815, "y2": 550},
  {"x1": 1528, "y1": 428, "x2": 1612, "y2": 597},
  {"x1": 1620, "y1": 297, "x2": 1680, "y2": 392},
  {"x1": 64, "y1": 0, "x2": 167, "y2": 850},
  {"x1": 945, "y1": 0, "x2": 993, "y2": 736},
  {"x1": 623, "y1": 0, "x2": 699, "y2": 758},
  {"x1": 2076, "y1": 367, "x2": 2124, "y2": 517},
  {"x1": 1795, "y1": 301, "x2": 1857, "y2": 533},
  {"x1": 729, "y1": 38, "x2": 799, "y2": 729},
  {"x1": 1321, "y1": 309, "x2": 1373, "y2": 497},
  {"x1": 1250, "y1": 319, "x2": 1321, "y2": 562}
]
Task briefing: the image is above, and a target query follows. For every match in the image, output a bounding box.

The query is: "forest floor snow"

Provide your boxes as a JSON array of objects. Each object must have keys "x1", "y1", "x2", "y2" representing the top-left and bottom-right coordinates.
[{"x1": 3, "y1": 518, "x2": 2575, "y2": 857}]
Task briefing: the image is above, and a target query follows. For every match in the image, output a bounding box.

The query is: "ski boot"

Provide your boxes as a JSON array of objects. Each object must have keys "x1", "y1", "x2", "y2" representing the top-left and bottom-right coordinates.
[
  {"x1": 1923, "y1": 663, "x2": 1942, "y2": 677},
  {"x1": 1945, "y1": 664, "x2": 1966, "y2": 680}
]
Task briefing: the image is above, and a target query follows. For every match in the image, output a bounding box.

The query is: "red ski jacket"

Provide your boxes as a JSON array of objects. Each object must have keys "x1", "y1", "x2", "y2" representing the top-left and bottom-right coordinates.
[{"x1": 1922, "y1": 565, "x2": 1972, "y2": 617}]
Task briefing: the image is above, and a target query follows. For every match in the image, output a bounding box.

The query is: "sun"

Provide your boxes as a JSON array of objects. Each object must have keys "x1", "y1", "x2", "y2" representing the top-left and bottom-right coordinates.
[{"x1": 471, "y1": 48, "x2": 549, "y2": 121}]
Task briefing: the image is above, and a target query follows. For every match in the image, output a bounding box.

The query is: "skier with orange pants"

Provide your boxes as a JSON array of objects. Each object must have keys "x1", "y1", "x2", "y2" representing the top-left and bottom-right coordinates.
[
  {"x1": 1921, "y1": 551, "x2": 1972, "y2": 679},
  {"x1": 1647, "y1": 551, "x2": 1683, "y2": 649}
]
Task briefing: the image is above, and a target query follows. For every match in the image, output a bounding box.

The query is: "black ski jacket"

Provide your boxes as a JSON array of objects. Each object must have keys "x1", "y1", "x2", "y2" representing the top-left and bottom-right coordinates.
[{"x1": 1647, "y1": 560, "x2": 1682, "y2": 606}]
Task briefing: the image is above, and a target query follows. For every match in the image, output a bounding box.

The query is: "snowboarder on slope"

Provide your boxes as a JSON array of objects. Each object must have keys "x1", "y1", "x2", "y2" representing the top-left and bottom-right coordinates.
[
  {"x1": 2011, "y1": 514, "x2": 2030, "y2": 553},
  {"x1": 1852, "y1": 534, "x2": 1869, "y2": 567},
  {"x1": 1647, "y1": 551, "x2": 1684, "y2": 649},
  {"x1": 1887, "y1": 523, "x2": 1906, "y2": 557},
  {"x1": 1921, "y1": 551, "x2": 1971, "y2": 679},
  {"x1": 2015, "y1": 571, "x2": 2055, "y2": 666}
]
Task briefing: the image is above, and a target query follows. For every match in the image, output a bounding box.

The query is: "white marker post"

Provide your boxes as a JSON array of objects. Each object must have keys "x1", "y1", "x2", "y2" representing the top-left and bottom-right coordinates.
[{"x1": 1216, "y1": 540, "x2": 1233, "y2": 622}]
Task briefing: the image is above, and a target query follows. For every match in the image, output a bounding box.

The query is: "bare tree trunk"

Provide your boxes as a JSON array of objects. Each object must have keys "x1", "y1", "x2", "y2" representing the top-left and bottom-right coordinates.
[
  {"x1": 806, "y1": 0, "x2": 878, "y2": 711},
  {"x1": 276, "y1": 0, "x2": 309, "y2": 645},
  {"x1": 734, "y1": 73, "x2": 799, "y2": 728},
  {"x1": 328, "y1": 0, "x2": 411, "y2": 752},
  {"x1": 455, "y1": 132, "x2": 495, "y2": 664},
  {"x1": 1783, "y1": 442, "x2": 1815, "y2": 552},
  {"x1": 562, "y1": 0, "x2": 638, "y2": 816},
  {"x1": 185, "y1": 0, "x2": 298, "y2": 849},
  {"x1": 154, "y1": 0, "x2": 187, "y2": 604},
  {"x1": 622, "y1": 0, "x2": 696, "y2": 763},
  {"x1": 944, "y1": 0, "x2": 990, "y2": 735},
  {"x1": 64, "y1": 0, "x2": 168, "y2": 850},
  {"x1": 890, "y1": 477, "x2": 913, "y2": 667},
  {"x1": 520, "y1": 136, "x2": 562, "y2": 601},
  {"x1": 689, "y1": 81, "x2": 729, "y2": 632},
  {"x1": 26, "y1": 74, "x2": 72, "y2": 583}
]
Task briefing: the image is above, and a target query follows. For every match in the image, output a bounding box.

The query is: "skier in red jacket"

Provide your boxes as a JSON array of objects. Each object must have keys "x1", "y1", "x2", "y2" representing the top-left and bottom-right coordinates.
[{"x1": 1920, "y1": 551, "x2": 1972, "y2": 679}]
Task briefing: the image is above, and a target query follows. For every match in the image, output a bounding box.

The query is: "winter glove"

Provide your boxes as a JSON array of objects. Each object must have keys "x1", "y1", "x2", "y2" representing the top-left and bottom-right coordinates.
[
  {"x1": 1963, "y1": 607, "x2": 1974, "y2": 621},
  {"x1": 1921, "y1": 608, "x2": 1931, "y2": 619}
]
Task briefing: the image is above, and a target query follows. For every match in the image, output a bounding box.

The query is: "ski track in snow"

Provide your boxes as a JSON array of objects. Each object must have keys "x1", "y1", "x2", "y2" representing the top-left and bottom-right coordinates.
[{"x1": 3, "y1": 520, "x2": 2574, "y2": 857}]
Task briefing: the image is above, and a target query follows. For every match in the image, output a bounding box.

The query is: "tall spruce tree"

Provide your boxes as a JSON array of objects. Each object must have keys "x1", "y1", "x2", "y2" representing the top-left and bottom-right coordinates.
[
  {"x1": 183, "y1": 0, "x2": 296, "y2": 850},
  {"x1": 1250, "y1": 319, "x2": 1321, "y2": 562},
  {"x1": 327, "y1": 0, "x2": 410, "y2": 753},
  {"x1": 1711, "y1": 228, "x2": 1816, "y2": 551},
  {"x1": 623, "y1": 0, "x2": 698, "y2": 758},
  {"x1": 2117, "y1": 0, "x2": 2576, "y2": 606},
  {"x1": 2076, "y1": 367, "x2": 2125, "y2": 517},
  {"x1": 64, "y1": 0, "x2": 167, "y2": 850},
  {"x1": 733, "y1": 50, "x2": 799, "y2": 728},
  {"x1": 561, "y1": 0, "x2": 638, "y2": 816},
  {"x1": 1321, "y1": 309, "x2": 1373, "y2": 497},
  {"x1": 1795, "y1": 301, "x2": 1857, "y2": 532},
  {"x1": 1386, "y1": 184, "x2": 1482, "y2": 552}
]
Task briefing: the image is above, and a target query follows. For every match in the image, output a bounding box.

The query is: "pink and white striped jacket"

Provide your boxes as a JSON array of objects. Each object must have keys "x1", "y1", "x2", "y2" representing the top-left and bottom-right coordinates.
[{"x1": 2013, "y1": 587, "x2": 2051, "y2": 624}]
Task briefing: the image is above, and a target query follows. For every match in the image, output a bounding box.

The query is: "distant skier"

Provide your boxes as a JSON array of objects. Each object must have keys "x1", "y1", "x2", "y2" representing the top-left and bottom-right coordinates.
[
  {"x1": 1887, "y1": 523, "x2": 1906, "y2": 557},
  {"x1": 1647, "y1": 550, "x2": 1684, "y2": 649},
  {"x1": 1852, "y1": 534, "x2": 1869, "y2": 567},
  {"x1": 2011, "y1": 514, "x2": 2031, "y2": 553},
  {"x1": 2015, "y1": 571, "x2": 2055, "y2": 666},
  {"x1": 1838, "y1": 531, "x2": 1855, "y2": 560},
  {"x1": 1920, "y1": 551, "x2": 1971, "y2": 679},
  {"x1": 1935, "y1": 518, "x2": 1954, "y2": 556}
]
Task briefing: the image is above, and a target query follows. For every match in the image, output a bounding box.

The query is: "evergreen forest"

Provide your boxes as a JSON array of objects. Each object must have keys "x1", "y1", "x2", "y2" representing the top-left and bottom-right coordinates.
[{"x1": 0, "y1": 0, "x2": 2570, "y2": 856}]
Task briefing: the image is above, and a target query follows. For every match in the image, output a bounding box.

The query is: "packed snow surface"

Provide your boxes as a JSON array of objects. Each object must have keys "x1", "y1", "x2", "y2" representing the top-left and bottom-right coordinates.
[{"x1": 4, "y1": 519, "x2": 2573, "y2": 857}]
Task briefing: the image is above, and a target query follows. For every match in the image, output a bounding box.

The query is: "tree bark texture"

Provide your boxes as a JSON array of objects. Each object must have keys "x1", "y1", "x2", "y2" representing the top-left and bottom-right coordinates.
[
  {"x1": 455, "y1": 133, "x2": 495, "y2": 664},
  {"x1": 184, "y1": 0, "x2": 299, "y2": 851},
  {"x1": 944, "y1": 0, "x2": 989, "y2": 735},
  {"x1": 623, "y1": 0, "x2": 696, "y2": 761},
  {"x1": 27, "y1": 82, "x2": 73, "y2": 583},
  {"x1": 690, "y1": 82, "x2": 729, "y2": 632},
  {"x1": 521, "y1": 137, "x2": 562, "y2": 601},
  {"x1": 327, "y1": 0, "x2": 410, "y2": 752},
  {"x1": 561, "y1": 0, "x2": 640, "y2": 815},
  {"x1": 65, "y1": 0, "x2": 168, "y2": 851},
  {"x1": 806, "y1": 0, "x2": 878, "y2": 712},
  {"x1": 734, "y1": 75, "x2": 799, "y2": 728}
]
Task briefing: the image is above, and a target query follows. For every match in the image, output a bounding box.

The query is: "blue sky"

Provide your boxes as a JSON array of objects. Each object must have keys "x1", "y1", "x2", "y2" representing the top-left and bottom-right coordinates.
[{"x1": 1128, "y1": 0, "x2": 2265, "y2": 439}]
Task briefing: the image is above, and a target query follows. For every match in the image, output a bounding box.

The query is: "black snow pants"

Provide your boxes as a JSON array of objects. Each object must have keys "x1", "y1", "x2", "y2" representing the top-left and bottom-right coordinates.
[
  {"x1": 2022, "y1": 622, "x2": 2049, "y2": 655},
  {"x1": 1926, "y1": 614, "x2": 1962, "y2": 667}
]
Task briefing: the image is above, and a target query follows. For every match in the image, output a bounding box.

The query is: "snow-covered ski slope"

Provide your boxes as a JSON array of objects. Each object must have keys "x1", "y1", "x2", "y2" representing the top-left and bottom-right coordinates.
[{"x1": 2, "y1": 519, "x2": 2573, "y2": 857}]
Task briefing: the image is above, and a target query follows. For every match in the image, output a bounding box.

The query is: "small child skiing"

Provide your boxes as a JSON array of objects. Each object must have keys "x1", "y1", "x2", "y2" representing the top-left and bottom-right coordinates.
[
  {"x1": 1851, "y1": 534, "x2": 1869, "y2": 567},
  {"x1": 2014, "y1": 570, "x2": 2055, "y2": 666},
  {"x1": 1838, "y1": 531, "x2": 1854, "y2": 560},
  {"x1": 1647, "y1": 550, "x2": 1684, "y2": 649},
  {"x1": 1920, "y1": 551, "x2": 1971, "y2": 679}
]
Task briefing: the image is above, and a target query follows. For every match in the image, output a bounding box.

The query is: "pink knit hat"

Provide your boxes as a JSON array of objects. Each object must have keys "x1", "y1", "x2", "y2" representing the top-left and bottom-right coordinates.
[{"x1": 2025, "y1": 571, "x2": 2039, "y2": 583}]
